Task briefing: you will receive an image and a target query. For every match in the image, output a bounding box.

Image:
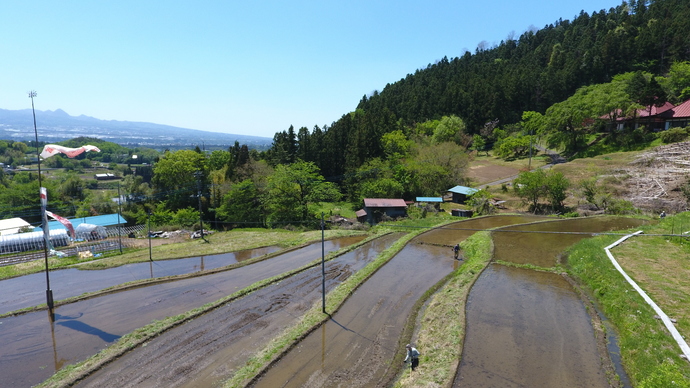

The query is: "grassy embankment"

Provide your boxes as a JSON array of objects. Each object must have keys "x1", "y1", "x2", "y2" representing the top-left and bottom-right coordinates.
[
  {"x1": 566, "y1": 213, "x2": 690, "y2": 387},
  {"x1": 36, "y1": 227, "x2": 392, "y2": 388},
  {"x1": 392, "y1": 231, "x2": 492, "y2": 387}
]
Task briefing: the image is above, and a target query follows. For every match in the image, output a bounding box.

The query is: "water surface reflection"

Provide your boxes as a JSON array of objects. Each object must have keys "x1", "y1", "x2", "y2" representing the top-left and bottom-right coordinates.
[
  {"x1": 454, "y1": 265, "x2": 609, "y2": 387},
  {"x1": 0, "y1": 246, "x2": 280, "y2": 314},
  {"x1": 493, "y1": 216, "x2": 648, "y2": 267}
]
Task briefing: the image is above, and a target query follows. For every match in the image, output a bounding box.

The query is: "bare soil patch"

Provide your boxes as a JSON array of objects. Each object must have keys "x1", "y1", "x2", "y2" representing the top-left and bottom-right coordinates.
[{"x1": 466, "y1": 164, "x2": 521, "y2": 186}]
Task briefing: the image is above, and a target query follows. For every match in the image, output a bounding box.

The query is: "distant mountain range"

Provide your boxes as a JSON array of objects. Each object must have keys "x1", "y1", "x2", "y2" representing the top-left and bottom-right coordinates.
[{"x1": 0, "y1": 108, "x2": 273, "y2": 150}]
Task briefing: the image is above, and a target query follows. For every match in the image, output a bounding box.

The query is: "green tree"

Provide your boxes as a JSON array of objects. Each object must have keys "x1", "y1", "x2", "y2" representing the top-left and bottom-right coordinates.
[
  {"x1": 514, "y1": 169, "x2": 548, "y2": 212},
  {"x1": 514, "y1": 169, "x2": 570, "y2": 212},
  {"x1": 208, "y1": 150, "x2": 230, "y2": 171},
  {"x1": 381, "y1": 130, "x2": 413, "y2": 158},
  {"x1": 545, "y1": 170, "x2": 570, "y2": 211},
  {"x1": 470, "y1": 134, "x2": 487, "y2": 156},
  {"x1": 152, "y1": 150, "x2": 207, "y2": 211},
  {"x1": 467, "y1": 189, "x2": 496, "y2": 216},
  {"x1": 494, "y1": 135, "x2": 532, "y2": 160},
  {"x1": 432, "y1": 115, "x2": 468, "y2": 145},
  {"x1": 627, "y1": 71, "x2": 668, "y2": 129},
  {"x1": 264, "y1": 161, "x2": 341, "y2": 226},
  {"x1": 662, "y1": 61, "x2": 690, "y2": 103},
  {"x1": 407, "y1": 142, "x2": 470, "y2": 196},
  {"x1": 217, "y1": 179, "x2": 264, "y2": 228},
  {"x1": 173, "y1": 207, "x2": 200, "y2": 228}
]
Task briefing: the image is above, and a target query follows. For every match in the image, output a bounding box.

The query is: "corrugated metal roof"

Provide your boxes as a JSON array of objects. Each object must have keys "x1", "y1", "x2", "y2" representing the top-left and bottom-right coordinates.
[
  {"x1": 607, "y1": 101, "x2": 675, "y2": 121},
  {"x1": 416, "y1": 197, "x2": 443, "y2": 202},
  {"x1": 448, "y1": 186, "x2": 478, "y2": 195},
  {"x1": 664, "y1": 99, "x2": 690, "y2": 118},
  {"x1": 363, "y1": 198, "x2": 407, "y2": 207},
  {"x1": 638, "y1": 101, "x2": 674, "y2": 117},
  {"x1": 35, "y1": 213, "x2": 126, "y2": 232}
]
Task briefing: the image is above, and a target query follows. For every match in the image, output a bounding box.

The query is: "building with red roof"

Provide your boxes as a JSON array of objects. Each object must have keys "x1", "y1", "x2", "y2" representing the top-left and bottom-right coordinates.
[
  {"x1": 661, "y1": 99, "x2": 690, "y2": 130},
  {"x1": 606, "y1": 101, "x2": 675, "y2": 131},
  {"x1": 358, "y1": 198, "x2": 408, "y2": 224}
]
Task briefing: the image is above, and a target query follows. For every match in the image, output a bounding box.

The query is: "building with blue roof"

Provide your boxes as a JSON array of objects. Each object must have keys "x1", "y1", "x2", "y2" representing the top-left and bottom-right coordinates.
[
  {"x1": 415, "y1": 197, "x2": 443, "y2": 203},
  {"x1": 447, "y1": 186, "x2": 479, "y2": 204},
  {"x1": 35, "y1": 213, "x2": 126, "y2": 232}
]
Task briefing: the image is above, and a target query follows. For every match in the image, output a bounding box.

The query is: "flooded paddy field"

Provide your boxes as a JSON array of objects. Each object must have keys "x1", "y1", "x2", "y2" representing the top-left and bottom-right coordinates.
[
  {"x1": 0, "y1": 237, "x2": 363, "y2": 388},
  {"x1": 74, "y1": 233, "x2": 403, "y2": 388},
  {"x1": 1, "y1": 216, "x2": 649, "y2": 387},
  {"x1": 493, "y1": 216, "x2": 648, "y2": 267},
  {"x1": 250, "y1": 216, "x2": 547, "y2": 387},
  {"x1": 454, "y1": 264, "x2": 609, "y2": 387},
  {"x1": 0, "y1": 247, "x2": 280, "y2": 315},
  {"x1": 454, "y1": 216, "x2": 649, "y2": 387}
]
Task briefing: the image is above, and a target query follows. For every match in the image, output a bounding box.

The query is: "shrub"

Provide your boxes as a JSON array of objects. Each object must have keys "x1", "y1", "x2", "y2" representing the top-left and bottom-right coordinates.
[{"x1": 658, "y1": 127, "x2": 688, "y2": 143}]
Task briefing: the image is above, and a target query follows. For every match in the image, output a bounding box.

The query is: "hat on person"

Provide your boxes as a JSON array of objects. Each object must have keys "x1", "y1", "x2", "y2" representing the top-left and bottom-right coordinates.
[{"x1": 406, "y1": 344, "x2": 411, "y2": 349}]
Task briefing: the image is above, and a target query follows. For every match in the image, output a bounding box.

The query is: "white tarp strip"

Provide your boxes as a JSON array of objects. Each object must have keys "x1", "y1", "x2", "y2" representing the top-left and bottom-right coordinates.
[{"x1": 605, "y1": 231, "x2": 690, "y2": 359}]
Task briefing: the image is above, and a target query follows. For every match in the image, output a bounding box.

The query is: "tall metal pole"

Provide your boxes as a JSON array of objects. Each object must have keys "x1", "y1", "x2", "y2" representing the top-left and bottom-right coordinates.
[
  {"x1": 528, "y1": 130, "x2": 533, "y2": 170},
  {"x1": 117, "y1": 182, "x2": 123, "y2": 254},
  {"x1": 29, "y1": 91, "x2": 54, "y2": 313},
  {"x1": 195, "y1": 171, "x2": 208, "y2": 243},
  {"x1": 321, "y1": 212, "x2": 326, "y2": 314},
  {"x1": 148, "y1": 212, "x2": 152, "y2": 261}
]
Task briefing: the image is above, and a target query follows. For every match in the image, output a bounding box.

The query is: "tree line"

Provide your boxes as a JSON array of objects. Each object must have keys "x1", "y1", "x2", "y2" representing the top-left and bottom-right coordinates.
[{"x1": 4, "y1": 0, "x2": 690, "y2": 229}]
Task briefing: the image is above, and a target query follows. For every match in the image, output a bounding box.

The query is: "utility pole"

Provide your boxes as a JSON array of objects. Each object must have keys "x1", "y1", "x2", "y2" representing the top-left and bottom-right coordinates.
[
  {"x1": 321, "y1": 212, "x2": 326, "y2": 313},
  {"x1": 194, "y1": 171, "x2": 208, "y2": 243},
  {"x1": 148, "y1": 212, "x2": 152, "y2": 261},
  {"x1": 117, "y1": 182, "x2": 123, "y2": 254},
  {"x1": 29, "y1": 91, "x2": 54, "y2": 315}
]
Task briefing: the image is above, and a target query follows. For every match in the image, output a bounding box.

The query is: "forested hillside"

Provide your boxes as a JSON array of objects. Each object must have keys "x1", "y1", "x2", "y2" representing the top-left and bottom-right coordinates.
[{"x1": 267, "y1": 0, "x2": 690, "y2": 179}]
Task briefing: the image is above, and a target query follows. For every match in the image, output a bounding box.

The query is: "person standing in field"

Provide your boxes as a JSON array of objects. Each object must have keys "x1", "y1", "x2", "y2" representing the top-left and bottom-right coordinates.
[{"x1": 404, "y1": 344, "x2": 420, "y2": 371}]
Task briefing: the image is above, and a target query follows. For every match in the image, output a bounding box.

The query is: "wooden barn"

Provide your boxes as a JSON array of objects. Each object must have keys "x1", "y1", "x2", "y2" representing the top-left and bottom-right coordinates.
[{"x1": 358, "y1": 198, "x2": 408, "y2": 224}]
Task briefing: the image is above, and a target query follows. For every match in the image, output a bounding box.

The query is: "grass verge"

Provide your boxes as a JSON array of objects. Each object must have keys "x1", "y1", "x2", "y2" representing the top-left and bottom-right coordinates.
[
  {"x1": 392, "y1": 231, "x2": 493, "y2": 387},
  {"x1": 566, "y1": 222, "x2": 690, "y2": 387}
]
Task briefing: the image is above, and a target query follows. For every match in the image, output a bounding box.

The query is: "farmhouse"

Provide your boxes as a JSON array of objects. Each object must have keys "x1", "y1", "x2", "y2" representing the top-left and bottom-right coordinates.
[
  {"x1": 661, "y1": 99, "x2": 690, "y2": 130},
  {"x1": 605, "y1": 98, "x2": 690, "y2": 132},
  {"x1": 358, "y1": 198, "x2": 407, "y2": 224}
]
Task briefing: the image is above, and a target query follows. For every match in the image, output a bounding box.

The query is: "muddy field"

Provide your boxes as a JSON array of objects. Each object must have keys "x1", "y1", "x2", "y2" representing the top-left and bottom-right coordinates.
[
  {"x1": 72, "y1": 234, "x2": 402, "y2": 388},
  {"x1": 0, "y1": 237, "x2": 365, "y2": 388}
]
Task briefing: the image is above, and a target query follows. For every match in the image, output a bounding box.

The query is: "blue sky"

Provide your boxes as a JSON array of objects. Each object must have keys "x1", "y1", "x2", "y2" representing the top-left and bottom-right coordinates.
[{"x1": 1, "y1": 0, "x2": 620, "y2": 139}]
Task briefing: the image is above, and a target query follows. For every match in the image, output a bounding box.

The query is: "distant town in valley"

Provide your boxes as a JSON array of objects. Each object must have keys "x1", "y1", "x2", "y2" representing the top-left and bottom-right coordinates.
[{"x1": 0, "y1": 108, "x2": 273, "y2": 151}]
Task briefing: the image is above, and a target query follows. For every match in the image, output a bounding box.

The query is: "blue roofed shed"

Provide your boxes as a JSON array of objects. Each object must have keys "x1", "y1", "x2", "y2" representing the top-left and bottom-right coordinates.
[
  {"x1": 415, "y1": 197, "x2": 443, "y2": 203},
  {"x1": 448, "y1": 186, "x2": 478, "y2": 204},
  {"x1": 35, "y1": 213, "x2": 127, "y2": 232}
]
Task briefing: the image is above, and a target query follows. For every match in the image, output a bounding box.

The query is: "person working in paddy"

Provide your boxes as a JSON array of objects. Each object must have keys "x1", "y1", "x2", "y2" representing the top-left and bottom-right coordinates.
[
  {"x1": 453, "y1": 243, "x2": 460, "y2": 259},
  {"x1": 404, "y1": 344, "x2": 420, "y2": 371}
]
